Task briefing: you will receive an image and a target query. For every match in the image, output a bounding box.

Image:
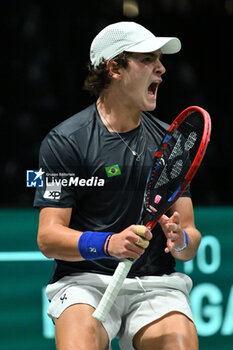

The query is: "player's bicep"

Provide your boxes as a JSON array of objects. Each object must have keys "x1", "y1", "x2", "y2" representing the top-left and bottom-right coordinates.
[
  {"x1": 39, "y1": 207, "x2": 72, "y2": 228},
  {"x1": 37, "y1": 206, "x2": 83, "y2": 260},
  {"x1": 37, "y1": 207, "x2": 72, "y2": 252}
]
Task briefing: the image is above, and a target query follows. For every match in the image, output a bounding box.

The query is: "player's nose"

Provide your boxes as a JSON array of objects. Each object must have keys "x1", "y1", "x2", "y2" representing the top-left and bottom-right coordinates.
[{"x1": 153, "y1": 59, "x2": 166, "y2": 76}]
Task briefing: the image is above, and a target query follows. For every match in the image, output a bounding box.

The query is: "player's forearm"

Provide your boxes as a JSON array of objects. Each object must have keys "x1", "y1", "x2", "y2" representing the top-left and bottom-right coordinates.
[
  {"x1": 37, "y1": 224, "x2": 84, "y2": 261},
  {"x1": 171, "y1": 227, "x2": 201, "y2": 262}
]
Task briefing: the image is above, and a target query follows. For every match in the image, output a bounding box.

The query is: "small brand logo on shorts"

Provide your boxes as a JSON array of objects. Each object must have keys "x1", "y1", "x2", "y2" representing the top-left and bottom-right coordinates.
[{"x1": 60, "y1": 293, "x2": 67, "y2": 304}]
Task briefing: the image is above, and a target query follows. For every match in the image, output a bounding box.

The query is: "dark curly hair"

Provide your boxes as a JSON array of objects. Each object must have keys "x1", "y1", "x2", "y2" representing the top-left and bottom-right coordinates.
[{"x1": 83, "y1": 52, "x2": 132, "y2": 97}]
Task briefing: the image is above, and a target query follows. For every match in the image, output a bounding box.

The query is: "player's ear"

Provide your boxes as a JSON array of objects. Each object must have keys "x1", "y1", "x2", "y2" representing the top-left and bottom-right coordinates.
[{"x1": 106, "y1": 60, "x2": 122, "y2": 80}]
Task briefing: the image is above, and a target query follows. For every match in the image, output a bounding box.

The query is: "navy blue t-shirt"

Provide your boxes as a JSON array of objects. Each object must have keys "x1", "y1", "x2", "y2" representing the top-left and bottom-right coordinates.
[{"x1": 34, "y1": 103, "x2": 190, "y2": 283}]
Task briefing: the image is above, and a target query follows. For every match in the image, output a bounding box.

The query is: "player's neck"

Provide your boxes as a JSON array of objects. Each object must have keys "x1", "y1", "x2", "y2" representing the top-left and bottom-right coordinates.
[{"x1": 97, "y1": 96, "x2": 141, "y2": 133}]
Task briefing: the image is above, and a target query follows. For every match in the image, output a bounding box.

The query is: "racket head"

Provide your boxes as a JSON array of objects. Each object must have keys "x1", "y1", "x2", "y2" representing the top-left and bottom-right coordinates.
[{"x1": 140, "y1": 106, "x2": 211, "y2": 230}]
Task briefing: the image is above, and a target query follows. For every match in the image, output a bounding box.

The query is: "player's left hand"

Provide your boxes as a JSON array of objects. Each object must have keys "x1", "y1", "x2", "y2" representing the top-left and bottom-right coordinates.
[{"x1": 158, "y1": 211, "x2": 186, "y2": 253}]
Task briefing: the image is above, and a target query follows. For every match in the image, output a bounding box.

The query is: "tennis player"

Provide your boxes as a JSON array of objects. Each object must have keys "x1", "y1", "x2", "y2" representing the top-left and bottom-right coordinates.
[{"x1": 34, "y1": 22, "x2": 200, "y2": 350}]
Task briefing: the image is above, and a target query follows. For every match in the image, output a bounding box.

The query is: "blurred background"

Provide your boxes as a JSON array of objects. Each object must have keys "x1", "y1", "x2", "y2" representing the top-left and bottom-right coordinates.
[
  {"x1": 1, "y1": 0, "x2": 233, "y2": 206},
  {"x1": 0, "y1": 1, "x2": 232, "y2": 349}
]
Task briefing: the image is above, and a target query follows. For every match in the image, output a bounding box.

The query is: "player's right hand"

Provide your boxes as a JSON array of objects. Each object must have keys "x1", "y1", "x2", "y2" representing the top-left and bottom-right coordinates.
[{"x1": 107, "y1": 225, "x2": 152, "y2": 259}]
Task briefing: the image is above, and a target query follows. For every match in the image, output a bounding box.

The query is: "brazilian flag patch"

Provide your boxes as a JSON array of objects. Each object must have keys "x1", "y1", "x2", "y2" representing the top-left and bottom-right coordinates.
[{"x1": 105, "y1": 164, "x2": 121, "y2": 178}]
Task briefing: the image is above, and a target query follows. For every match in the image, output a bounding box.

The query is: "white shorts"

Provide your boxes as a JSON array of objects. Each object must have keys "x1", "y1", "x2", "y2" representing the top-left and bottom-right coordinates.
[{"x1": 46, "y1": 272, "x2": 194, "y2": 350}]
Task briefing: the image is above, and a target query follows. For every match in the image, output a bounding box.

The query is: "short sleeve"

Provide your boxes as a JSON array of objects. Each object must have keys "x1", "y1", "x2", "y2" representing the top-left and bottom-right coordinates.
[{"x1": 33, "y1": 129, "x2": 83, "y2": 209}]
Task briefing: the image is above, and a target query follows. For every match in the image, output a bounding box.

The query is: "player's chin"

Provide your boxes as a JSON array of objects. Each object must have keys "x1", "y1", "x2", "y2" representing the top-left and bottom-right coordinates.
[{"x1": 144, "y1": 100, "x2": 157, "y2": 111}]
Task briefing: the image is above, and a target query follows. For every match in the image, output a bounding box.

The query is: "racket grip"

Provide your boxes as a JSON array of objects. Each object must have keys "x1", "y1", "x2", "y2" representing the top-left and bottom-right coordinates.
[{"x1": 92, "y1": 259, "x2": 133, "y2": 322}]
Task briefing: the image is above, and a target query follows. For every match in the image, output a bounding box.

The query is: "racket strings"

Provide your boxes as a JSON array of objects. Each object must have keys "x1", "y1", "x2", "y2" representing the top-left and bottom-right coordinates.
[
  {"x1": 155, "y1": 165, "x2": 169, "y2": 188},
  {"x1": 168, "y1": 134, "x2": 183, "y2": 160},
  {"x1": 170, "y1": 159, "x2": 183, "y2": 179},
  {"x1": 184, "y1": 131, "x2": 197, "y2": 151},
  {"x1": 144, "y1": 112, "x2": 204, "y2": 220}
]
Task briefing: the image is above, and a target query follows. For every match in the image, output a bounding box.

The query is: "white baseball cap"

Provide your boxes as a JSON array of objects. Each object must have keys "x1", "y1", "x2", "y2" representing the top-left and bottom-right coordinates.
[{"x1": 90, "y1": 21, "x2": 181, "y2": 67}]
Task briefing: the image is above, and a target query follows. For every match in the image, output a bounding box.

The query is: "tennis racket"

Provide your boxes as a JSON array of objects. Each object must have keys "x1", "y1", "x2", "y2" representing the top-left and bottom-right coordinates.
[{"x1": 93, "y1": 105, "x2": 211, "y2": 322}]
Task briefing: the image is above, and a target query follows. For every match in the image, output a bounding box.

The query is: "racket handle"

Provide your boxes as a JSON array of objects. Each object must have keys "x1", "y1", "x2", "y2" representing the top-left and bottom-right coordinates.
[{"x1": 92, "y1": 259, "x2": 133, "y2": 322}]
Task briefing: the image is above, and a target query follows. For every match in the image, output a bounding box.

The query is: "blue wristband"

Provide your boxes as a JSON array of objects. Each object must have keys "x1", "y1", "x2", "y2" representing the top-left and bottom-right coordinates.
[
  {"x1": 78, "y1": 231, "x2": 113, "y2": 260},
  {"x1": 174, "y1": 230, "x2": 188, "y2": 252},
  {"x1": 184, "y1": 230, "x2": 188, "y2": 245}
]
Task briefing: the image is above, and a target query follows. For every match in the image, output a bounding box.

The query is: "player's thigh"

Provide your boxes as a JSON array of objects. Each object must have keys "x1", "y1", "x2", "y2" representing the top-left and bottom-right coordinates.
[
  {"x1": 55, "y1": 303, "x2": 109, "y2": 350},
  {"x1": 133, "y1": 311, "x2": 198, "y2": 350}
]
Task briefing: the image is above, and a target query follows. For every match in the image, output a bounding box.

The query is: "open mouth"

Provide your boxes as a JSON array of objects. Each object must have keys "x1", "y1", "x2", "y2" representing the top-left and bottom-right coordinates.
[{"x1": 147, "y1": 82, "x2": 159, "y2": 96}]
